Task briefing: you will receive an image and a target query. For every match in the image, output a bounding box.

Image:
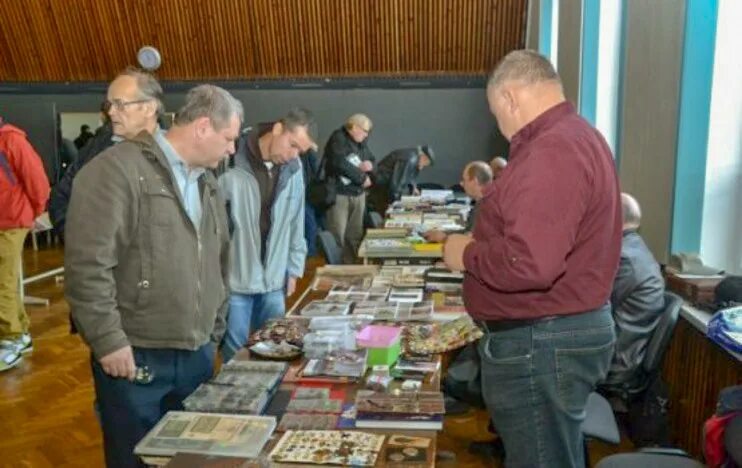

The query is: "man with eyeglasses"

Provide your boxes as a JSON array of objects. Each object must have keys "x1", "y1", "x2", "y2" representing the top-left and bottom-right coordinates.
[
  {"x1": 49, "y1": 67, "x2": 163, "y2": 238},
  {"x1": 218, "y1": 108, "x2": 315, "y2": 363},
  {"x1": 65, "y1": 85, "x2": 241, "y2": 468},
  {"x1": 324, "y1": 113, "x2": 376, "y2": 264}
]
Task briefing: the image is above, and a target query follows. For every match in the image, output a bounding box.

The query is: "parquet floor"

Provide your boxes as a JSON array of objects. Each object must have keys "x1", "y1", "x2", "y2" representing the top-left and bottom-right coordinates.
[{"x1": 2, "y1": 243, "x2": 629, "y2": 467}]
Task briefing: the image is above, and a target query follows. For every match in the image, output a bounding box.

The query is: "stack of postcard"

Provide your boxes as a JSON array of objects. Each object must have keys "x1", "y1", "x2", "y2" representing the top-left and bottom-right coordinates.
[
  {"x1": 389, "y1": 288, "x2": 424, "y2": 303},
  {"x1": 134, "y1": 411, "x2": 276, "y2": 459},
  {"x1": 352, "y1": 300, "x2": 434, "y2": 322},
  {"x1": 312, "y1": 265, "x2": 379, "y2": 291},
  {"x1": 270, "y1": 430, "x2": 385, "y2": 467},
  {"x1": 326, "y1": 285, "x2": 390, "y2": 302},
  {"x1": 300, "y1": 300, "x2": 353, "y2": 317}
]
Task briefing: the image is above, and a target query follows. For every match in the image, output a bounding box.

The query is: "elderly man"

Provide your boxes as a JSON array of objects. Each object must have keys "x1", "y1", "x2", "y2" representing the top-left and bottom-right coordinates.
[
  {"x1": 443, "y1": 50, "x2": 621, "y2": 467},
  {"x1": 370, "y1": 145, "x2": 435, "y2": 212},
  {"x1": 490, "y1": 156, "x2": 508, "y2": 179},
  {"x1": 324, "y1": 113, "x2": 376, "y2": 264},
  {"x1": 65, "y1": 85, "x2": 241, "y2": 468},
  {"x1": 50, "y1": 68, "x2": 164, "y2": 237},
  {"x1": 219, "y1": 108, "x2": 315, "y2": 362},
  {"x1": 424, "y1": 161, "x2": 492, "y2": 243},
  {"x1": 601, "y1": 193, "x2": 665, "y2": 399}
]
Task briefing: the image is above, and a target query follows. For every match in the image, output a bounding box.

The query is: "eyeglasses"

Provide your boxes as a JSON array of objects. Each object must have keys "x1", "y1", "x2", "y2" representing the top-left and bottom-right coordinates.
[{"x1": 103, "y1": 98, "x2": 152, "y2": 113}]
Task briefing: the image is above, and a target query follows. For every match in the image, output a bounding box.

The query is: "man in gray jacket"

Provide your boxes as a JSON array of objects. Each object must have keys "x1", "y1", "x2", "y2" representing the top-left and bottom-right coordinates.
[
  {"x1": 219, "y1": 108, "x2": 314, "y2": 362},
  {"x1": 65, "y1": 85, "x2": 242, "y2": 468},
  {"x1": 601, "y1": 193, "x2": 665, "y2": 398}
]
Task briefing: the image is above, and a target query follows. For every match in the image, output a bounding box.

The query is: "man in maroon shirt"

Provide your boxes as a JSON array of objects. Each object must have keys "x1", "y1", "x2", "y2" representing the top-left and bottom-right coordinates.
[{"x1": 444, "y1": 50, "x2": 622, "y2": 467}]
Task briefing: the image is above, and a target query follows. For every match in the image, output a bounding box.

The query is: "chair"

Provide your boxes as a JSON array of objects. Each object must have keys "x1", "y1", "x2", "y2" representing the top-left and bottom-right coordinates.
[
  {"x1": 368, "y1": 211, "x2": 384, "y2": 228},
  {"x1": 634, "y1": 292, "x2": 682, "y2": 396},
  {"x1": 317, "y1": 230, "x2": 342, "y2": 265},
  {"x1": 595, "y1": 448, "x2": 704, "y2": 468},
  {"x1": 582, "y1": 392, "x2": 621, "y2": 465},
  {"x1": 582, "y1": 292, "x2": 683, "y2": 464}
]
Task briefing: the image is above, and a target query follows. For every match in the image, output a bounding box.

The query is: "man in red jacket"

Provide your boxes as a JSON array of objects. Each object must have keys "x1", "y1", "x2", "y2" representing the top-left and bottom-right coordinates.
[
  {"x1": 0, "y1": 118, "x2": 50, "y2": 371},
  {"x1": 444, "y1": 50, "x2": 622, "y2": 467}
]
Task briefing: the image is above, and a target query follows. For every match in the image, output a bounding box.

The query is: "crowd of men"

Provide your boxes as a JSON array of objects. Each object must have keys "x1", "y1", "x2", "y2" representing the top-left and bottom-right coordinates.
[{"x1": 0, "y1": 50, "x2": 668, "y2": 468}]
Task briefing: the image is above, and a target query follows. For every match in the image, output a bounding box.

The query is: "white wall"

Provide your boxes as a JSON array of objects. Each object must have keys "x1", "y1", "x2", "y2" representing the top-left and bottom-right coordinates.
[
  {"x1": 595, "y1": 0, "x2": 622, "y2": 154},
  {"x1": 700, "y1": 0, "x2": 742, "y2": 274},
  {"x1": 60, "y1": 112, "x2": 102, "y2": 141}
]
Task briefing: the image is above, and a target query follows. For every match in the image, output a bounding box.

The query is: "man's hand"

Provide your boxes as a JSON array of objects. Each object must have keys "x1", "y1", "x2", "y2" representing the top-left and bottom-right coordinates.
[
  {"x1": 443, "y1": 234, "x2": 474, "y2": 272},
  {"x1": 423, "y1": 230, "x2": 447, "y2": 243},
  {"x1": 99, "y1": 346, "x2": 136, "y2": 380},
  {"x1": 412, "y1": 187, "x2": 421, "y2": 196},
  {"x1": 286, "y1": 277, "x2": 298, "y2": 297},
  {"x1": 362, "y1": 177, "x2": 372, "y2": 188},
  {"x1": 359, "y1": 161, "x2": 373, "y2": 172}
]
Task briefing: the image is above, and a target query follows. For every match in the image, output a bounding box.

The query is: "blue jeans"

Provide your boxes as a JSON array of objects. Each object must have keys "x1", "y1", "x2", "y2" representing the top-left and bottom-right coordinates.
[
  {"x1": 91, "y1": 343, "x2": 215, "y2": 468},
  {"x1": 220, "y1": 290, "x2": 285, "y2": 362},
  {"x1": 478, "y1": 305, "x2": 615, "y2": 468}
]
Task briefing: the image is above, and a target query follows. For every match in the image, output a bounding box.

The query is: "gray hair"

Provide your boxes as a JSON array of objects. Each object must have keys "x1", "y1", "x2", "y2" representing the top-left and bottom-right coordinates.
[
  {"x1": 118, "y1": 67, "x2": 165, "y2": 116},
  {"x1": 465, "y1": 161, "x2": 493, "y2": 185},
  {"x1": 487, "y1": 49, "x2": 561, "y2": 90},
  {"x1": 345, "y1": 113, "x2": 372, "y2": 132},
  {"x1": 174, "y1": 85, "x2": 244, "y2": 130},
  {"x1": 621, "y1": 193, "x2": 642, "y2": 228},
  {"x1": 281, "y1": 107, "x2": 315, "y2": 132}
]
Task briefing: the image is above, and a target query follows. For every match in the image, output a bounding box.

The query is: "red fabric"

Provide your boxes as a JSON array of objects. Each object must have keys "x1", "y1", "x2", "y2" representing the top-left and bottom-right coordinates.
[
  {"x1": 462, "y1": 102, "x2": 622, "y2": 320},
  {"x1": 704, "y1": 412, "x2": 740, "y2": 468},
  {"x1": 0, "y1": 124, "x2": 50, "y2": 229}
]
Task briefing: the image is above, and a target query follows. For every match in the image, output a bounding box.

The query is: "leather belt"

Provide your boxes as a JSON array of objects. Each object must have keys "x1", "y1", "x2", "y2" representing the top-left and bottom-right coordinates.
[{"x1": 476, "y1": 316, "x2": 558, "y2": 333}]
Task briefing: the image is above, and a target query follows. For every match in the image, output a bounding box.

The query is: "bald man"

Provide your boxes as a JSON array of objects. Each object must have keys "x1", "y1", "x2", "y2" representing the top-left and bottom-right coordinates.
[
  {"x1": 600, "y1": 193, "x2": 664, "y2": 400},
  {"x1": 490, "y1": 156, "x2": 508, "y2": 179},
  {"x1": 443, "y1": 50, "x2": 621, "y2": 467},
  {"x1": 424, "y1": 161, "x2": 492, "y2": 243}
]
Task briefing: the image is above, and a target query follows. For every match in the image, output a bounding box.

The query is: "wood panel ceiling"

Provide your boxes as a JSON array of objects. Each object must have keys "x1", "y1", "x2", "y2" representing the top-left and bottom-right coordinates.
[{"x1": 0, "y1": 0, "x2": 527, "y2": 82}]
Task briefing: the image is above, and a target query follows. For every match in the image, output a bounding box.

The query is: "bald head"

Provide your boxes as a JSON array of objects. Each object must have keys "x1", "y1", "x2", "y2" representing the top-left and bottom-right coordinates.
[
  {"x1": 461, "y1": 161, "x2": 492, "y2": 200},
  {"x1": 621, "y1": 193, "x2": 642, "y2": 230},
  {"x1": 486, "y1": 50, "x2": 566, "y2": 141},
  {"x1": 490, "y1": 157, "x2": 508, "y2": 179}
]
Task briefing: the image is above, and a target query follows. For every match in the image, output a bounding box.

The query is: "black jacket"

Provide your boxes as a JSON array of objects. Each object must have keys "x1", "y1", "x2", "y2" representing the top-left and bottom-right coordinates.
[
  {"x1": 300, "y1": 148, "x2": 320, "y2": 189},
  {"x1": 603, "y1": 230, "x2": 665, "y2": 393},
  {"x1": 323, "y1": 127, "x2": 375, "y2": 196},
  {"x1": 375, "y1": 147, "x2": 421, "y2": 201},
  {"x1": 49, "y1": 123, "x2": 115, "y2": 235}
]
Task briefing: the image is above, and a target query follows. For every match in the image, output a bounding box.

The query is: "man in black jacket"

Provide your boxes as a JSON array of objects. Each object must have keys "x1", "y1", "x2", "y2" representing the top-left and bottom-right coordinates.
[
  {"x1": 601, "y1": 193, "x2": 665, "y2": 398},
  {"x1": 74, "y1": 124, "x2": 95, "y2": 150},
  {"x1": 324, "y1": 113, "x2": 375, "y2": 263},
  {"x1": 369, "y1": 145, "x2": 434, "y2": 212}
]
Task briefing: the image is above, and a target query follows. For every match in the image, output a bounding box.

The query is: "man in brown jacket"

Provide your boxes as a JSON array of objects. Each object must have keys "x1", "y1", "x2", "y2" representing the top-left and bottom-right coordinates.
[{"x1": 65, "y1": 85, "x2": 242, "y2": 468}]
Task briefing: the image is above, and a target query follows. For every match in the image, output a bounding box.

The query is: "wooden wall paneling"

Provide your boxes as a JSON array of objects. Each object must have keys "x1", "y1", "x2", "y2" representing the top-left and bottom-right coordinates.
[
  {"x1": 662, "y1": 319, "x2": 742, "y2": 458},
  {"x1": 0, "y1": 0, "x2": 527, "y2": 81}
]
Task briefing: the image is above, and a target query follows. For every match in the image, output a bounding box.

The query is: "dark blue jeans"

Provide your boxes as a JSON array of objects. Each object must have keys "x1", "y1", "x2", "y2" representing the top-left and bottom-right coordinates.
[
  {"x1": 91, "y1": 343, "x2": 216, "y2": 468},
  {"x1": 478, "y1": 305, "x2": 615, "y2": 468},
  {"x1": 304, "y1": 202, "x2": 320, "y2": 257}
]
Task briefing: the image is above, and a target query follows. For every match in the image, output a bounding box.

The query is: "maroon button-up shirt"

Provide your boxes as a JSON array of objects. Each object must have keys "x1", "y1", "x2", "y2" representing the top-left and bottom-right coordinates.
[{"x1": 462, "y1": 102, "x2": 621, "y2": 321}]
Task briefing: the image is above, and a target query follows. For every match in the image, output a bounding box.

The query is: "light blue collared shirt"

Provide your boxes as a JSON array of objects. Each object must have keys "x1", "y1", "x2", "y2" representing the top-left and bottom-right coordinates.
[{"x1": 154, "y1": 131, "x2": 205, "y2": 229}]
